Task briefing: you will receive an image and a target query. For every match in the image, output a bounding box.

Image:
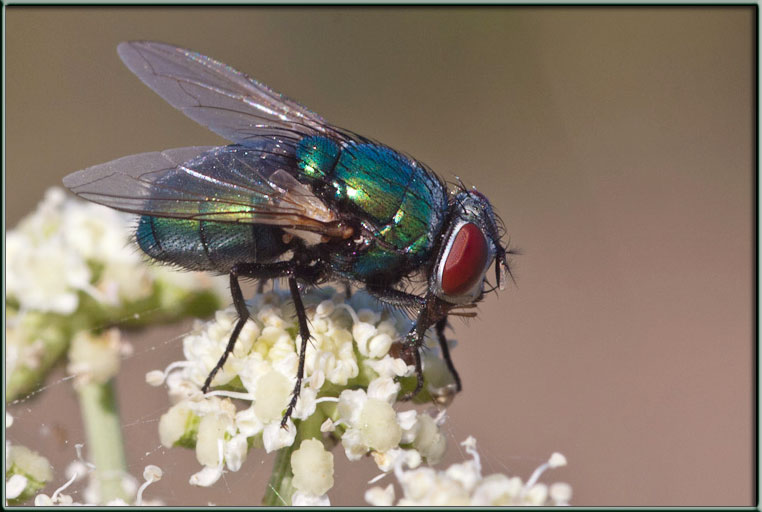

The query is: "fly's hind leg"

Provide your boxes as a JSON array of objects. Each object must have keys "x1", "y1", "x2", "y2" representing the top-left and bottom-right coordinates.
[
  {"x1": 201, "y1": 261, "x2": 299, "y2": 393},
  {"x1": 202, "y1": 270, "x2": 248, "y2": 393},
  {"x1": 282, "y1": 277, "x2": 311, "y2": 428}
]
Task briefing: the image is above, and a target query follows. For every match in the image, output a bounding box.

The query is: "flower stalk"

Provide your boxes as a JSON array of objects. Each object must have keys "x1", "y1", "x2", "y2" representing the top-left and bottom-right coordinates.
[
  {"x1": 76, "y1": 380, "x2": 129, "y2": 503},
  {"x1": 263, "y1": 436, "x2": 297, "y2": 506}
]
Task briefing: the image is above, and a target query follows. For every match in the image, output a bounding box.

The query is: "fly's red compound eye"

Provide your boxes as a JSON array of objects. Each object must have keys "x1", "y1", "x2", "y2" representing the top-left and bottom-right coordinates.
[{"x1": 441, "y1": 222, "x2": 489, "y2": 296}]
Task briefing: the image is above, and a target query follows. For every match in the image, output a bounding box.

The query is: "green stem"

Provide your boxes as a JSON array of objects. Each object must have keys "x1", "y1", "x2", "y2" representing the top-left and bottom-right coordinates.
[
  {"x1": 263, "y1": 439, "x2": 297, "y2": 506},
  {"x1": 77, "y1": 380, "x2": 129, "y2": 503}
]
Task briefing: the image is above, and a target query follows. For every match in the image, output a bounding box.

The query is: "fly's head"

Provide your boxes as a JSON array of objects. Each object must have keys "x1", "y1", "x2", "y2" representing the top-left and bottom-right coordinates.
[{"x1": 431, "y1": 189, "x2": 511, "y2": 307}]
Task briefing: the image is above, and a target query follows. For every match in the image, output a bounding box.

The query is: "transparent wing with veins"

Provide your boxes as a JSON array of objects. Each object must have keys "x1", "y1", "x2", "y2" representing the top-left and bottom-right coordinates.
[
  {"x1": 63, "y1": 144, "x2": 351, "y2": 240},
  {"x1": 116, "y1": 40, "x2": 348, "y2": 145}
]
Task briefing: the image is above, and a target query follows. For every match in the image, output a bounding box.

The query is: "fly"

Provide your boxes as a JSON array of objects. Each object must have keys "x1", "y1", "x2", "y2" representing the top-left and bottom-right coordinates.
[{"x1": 63, "y1": 41, "x2": 513, "y2": 427}]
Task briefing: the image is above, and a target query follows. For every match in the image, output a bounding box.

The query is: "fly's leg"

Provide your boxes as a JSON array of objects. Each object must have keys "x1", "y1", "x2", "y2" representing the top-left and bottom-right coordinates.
[
  {"x1": 367, "y1": 285, "x2": 431, "y2": 400},
  {"x1": 368, "y1": 287, "x2": 425, "y2": 397},
  {"x1": 282, "y1": 277, "x2": 311, "y2": 428},
  {"x1": 366, "y1": 284, "x2": 425, "y2": 309},
  {"x1": 435, "y1": 317, "x2": 462, "y2": 392},
  {"x1": 202, "y1": 270, "x2": 249, "y2": 393},
  {"x1": 201, "y1": 261, "x2": 306, "y2": 394},
  {"x1": 368, "y1": 286, "x2": 453, "y2": 401},
  {"x1": 400, "y1": 319, "x2": 428, "y2": 401},
  {"x1": 200, "y1": 258, "x2": 322, "y2": 428}
]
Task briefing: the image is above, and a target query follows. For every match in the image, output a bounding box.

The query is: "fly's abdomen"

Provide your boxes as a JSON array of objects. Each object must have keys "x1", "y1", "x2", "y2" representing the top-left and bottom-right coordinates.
[
  {"x1": 297, "y1": 135, "x2": 448, "y2": 280},
  {"x1": 136, "y1": 215, "x2": 287, "y2": 272}
]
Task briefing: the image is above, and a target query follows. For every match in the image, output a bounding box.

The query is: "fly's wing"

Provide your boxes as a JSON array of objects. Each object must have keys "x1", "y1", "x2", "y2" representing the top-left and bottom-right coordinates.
[
  {"x1": 117, "y1": 41, "x2": 344, "y2": 145},
  {"x1": 63, "y1": 144, "x2": 350, "y2": 240}
]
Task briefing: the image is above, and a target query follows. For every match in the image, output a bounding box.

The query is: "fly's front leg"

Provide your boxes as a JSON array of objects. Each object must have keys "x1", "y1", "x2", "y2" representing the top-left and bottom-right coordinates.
[
  {"x1": 282, "y1": 277, "x2": 310, "y2": 428},
  {"x1": 367, "y1": 285, "x2": 443, "y2": 400},
  {"x1": 397, "y1": 295, "x2": 453, "y2": 401},
  {"x1": 400, "y1": 318, "x2": 428, "y2": 401},
  {"x1": 435, "y1": 317, "x2": 462, "y2": 392},
  {"x1": 367, "y1": 284, "x2": 425, "y2": 310}
]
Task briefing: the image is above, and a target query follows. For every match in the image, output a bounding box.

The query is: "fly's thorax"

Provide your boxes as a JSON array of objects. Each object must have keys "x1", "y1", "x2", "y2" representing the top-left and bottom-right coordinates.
[
  {"x1": 297, "y1": 135, "x2": 449, "y2": 282},
  {"x1": 296, "y1": 135, "x2": 340, "y2": 180},
  {"x1": 431, "y1": 192, "x2": 500, "y2": 305}
]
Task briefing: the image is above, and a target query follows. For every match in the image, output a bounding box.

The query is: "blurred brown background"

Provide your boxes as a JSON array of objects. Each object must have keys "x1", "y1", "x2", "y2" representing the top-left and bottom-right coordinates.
[{"x1": 6, "y1": 6, "x2": 753, "y2": 506}]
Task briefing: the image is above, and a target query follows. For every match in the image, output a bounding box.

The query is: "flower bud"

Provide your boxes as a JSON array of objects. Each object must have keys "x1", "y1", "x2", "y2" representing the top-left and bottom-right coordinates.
[
  {"x1": 291, "y1": 439, "x2": 334, "y2": 496},
  {"x1": 67, "y1": 329, "x2": 121, "y2": 386},
  {"x1": 196, "y1": 413, "x2": 232, "y2": 467},
  {"x1": 254, "y1": 370, "x2": 291, "y2": 422},
  {"x1": 413, "y1": 414, "x2": 446, "y2": 464},
  {"x1": 158, "y1": 402, "x2": 198, "y2": 448},
  {"x1": 359, "y1": 398, "x2": 402, "y2": 452}
]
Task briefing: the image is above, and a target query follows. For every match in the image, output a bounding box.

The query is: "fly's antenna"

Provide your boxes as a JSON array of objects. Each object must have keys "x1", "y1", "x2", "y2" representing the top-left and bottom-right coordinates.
[{"x1": 495, "y1": 243, "x2": 519, "y2": 290}]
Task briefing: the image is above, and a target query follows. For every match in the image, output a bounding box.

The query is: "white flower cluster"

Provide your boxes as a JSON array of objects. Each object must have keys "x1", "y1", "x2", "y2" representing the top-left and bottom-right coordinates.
[
  {"x1": 6, "y1": 187, "x2": 226, "y2": 400},
  {"x1": 365, "y1": 436, "x2": 572, "y2": 506},
  {"x1": 8, "y1": 188, "x2": 143, "y2": 314},
  {"x1": 150, "y1": 287, "x2": 453, "y2": 504},
  {"x1": 7, "y1": 187, "x2": 224, "y2": 315}
]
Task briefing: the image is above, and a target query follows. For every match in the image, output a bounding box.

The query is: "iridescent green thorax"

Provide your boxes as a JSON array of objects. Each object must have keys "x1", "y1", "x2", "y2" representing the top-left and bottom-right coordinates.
[
  {"x1": 296, "y1": 135, "x2": 340, "y2": 179},
  {"x1": 296, "y1": 136, "x2": 448, "y2": 280}
]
